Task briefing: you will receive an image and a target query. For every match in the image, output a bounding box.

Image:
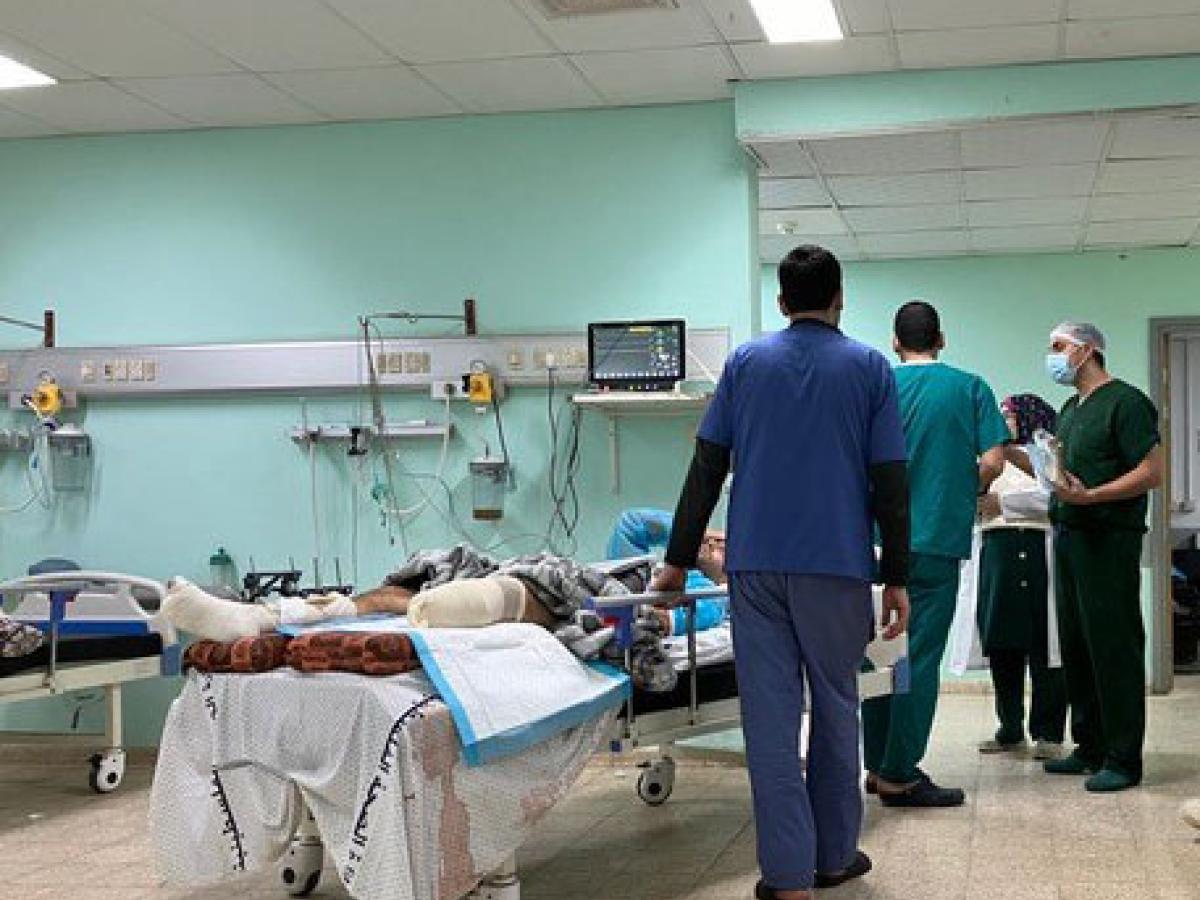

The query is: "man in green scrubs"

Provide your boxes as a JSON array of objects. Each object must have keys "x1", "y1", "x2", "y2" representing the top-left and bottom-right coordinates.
[
  {"x1": 1043, "y1": 322, "x2": 1163, "y2": 792},
  {"x1": 863, "y1": 301, "x2": 1009, "y2": 807}
]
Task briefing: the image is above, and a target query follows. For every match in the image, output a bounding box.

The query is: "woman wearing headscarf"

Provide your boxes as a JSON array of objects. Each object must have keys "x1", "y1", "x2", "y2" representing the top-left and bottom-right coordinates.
[{"x1": 974, "y1": 394, "x2": 1068, "y2": 759}]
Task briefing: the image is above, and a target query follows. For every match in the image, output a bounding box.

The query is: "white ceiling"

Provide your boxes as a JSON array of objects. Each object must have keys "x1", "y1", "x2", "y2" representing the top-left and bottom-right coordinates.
[
  {"x1": 0, "y1": 0, "x2": 1198, "y2": 136},
  {"x1": 754, "y1": 111, "x2": 1200, "y2": 261}
]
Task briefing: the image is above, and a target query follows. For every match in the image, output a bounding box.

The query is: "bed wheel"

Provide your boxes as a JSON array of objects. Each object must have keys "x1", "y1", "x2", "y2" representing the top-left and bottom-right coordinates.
[
  {"x1": 279, "y1": 838, "x2": 323, "y2": 897},
  {"x1": 88, "y1": 750, "x2": 126, "y2": 794},
  {"x1": 637, "y1": 757, "x2": 675, "y2": 806}
]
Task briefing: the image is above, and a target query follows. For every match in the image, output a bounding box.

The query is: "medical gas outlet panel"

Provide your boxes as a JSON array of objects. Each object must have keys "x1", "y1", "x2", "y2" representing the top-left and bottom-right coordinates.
[{"x1": 1, "y1": 330, "x2": 729, "y2": 404}]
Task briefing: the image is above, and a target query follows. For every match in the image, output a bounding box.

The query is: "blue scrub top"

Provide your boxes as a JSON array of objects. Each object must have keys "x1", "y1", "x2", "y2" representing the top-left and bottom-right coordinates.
[{"x1": 699, "y1": 320, "x2": 907, "y2": 582}]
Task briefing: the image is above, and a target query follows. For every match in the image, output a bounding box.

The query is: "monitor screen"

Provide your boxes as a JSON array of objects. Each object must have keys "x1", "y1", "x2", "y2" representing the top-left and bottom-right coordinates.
[{"x1": 588, "y1": 319, "x2": 685, "y2": 387}]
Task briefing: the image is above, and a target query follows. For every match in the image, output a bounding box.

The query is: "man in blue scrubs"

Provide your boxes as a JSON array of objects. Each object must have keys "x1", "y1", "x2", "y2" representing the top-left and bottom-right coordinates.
[{"x1": 653, "y1": 245, "x2": 911, "y2": 900}]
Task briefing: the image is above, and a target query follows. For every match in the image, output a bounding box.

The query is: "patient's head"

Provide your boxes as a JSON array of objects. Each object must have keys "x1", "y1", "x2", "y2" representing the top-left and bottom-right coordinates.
[{"x1": 697, "y1": 530, "x2": 726, "y2": 585}]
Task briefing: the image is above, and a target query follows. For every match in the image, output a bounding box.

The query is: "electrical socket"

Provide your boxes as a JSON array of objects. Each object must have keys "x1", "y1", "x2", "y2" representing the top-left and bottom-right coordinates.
[{"x1": 430, "y1": 379, "x2": 463, "y2": 400}]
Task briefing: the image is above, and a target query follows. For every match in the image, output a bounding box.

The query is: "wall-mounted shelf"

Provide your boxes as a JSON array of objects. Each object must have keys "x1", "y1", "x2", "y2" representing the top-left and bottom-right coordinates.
[
  {"x1": 290, "y1": 422, "x2": 453, "y2": 444},
  {"x1": 571, "y1": 392, "x2": 711, "y2": 493}
]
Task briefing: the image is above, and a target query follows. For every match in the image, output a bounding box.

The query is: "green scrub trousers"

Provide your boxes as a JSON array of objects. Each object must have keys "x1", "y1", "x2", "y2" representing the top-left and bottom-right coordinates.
[
  {"x1": 1055, "y1": 527, "x2": 1146, "y2": 782},
  {"x1": 862, "y1": 553, "x2": 961, "y2": 784}
]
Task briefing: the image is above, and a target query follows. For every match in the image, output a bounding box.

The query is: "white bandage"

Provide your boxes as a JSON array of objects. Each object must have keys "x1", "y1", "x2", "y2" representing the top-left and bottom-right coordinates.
[
  {"x1": 161, "y1": 578, "x2": 279, "y2": 642},
  {"x1": 408, "y1": 576, "x2": 526, "y2": 629},
  {"x1": 278, "y1": 593, "x2": 359, "y2": 626}
]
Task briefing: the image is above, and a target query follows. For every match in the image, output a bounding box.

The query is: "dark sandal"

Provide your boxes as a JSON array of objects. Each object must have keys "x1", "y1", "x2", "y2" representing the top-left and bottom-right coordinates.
[
  {"x1": 879, "y1": 778, "x2": 965, "y2": 808},
  {"x1": 815, "y1": 851, "x2": 873, "y2": 889},
  {"x1": 755, "y1": 880, "x2": 812, "y2": 899}
]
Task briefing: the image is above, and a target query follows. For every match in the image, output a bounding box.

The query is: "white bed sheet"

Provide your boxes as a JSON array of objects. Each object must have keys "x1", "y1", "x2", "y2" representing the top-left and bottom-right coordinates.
[{"x1": 150, "y1": 669, "x2": 613, "y2": 900}]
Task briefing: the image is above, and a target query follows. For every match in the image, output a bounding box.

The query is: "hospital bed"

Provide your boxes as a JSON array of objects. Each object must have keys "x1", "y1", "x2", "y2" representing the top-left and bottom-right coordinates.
[
  {"x1": 589, "y1": 586, "x2": 910, "y2": 806},
  {"x1": 149, "y1": 576, "x2": 907, "y2": 900},
  {"x1": 0, "y1": 569, "x2": 181, "y2": 792}
]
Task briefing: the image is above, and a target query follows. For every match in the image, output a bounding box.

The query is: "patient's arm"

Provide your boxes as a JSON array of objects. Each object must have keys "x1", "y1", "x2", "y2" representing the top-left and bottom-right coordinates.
[{"x1": 353, "y1": 585, "x2": 415, "y2": 615}]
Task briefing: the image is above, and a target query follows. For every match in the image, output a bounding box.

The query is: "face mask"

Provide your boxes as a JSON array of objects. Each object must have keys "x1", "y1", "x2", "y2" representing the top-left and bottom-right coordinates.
[{"x1": 1046, "y1": 351, "x2": 1078, "y2": 386}]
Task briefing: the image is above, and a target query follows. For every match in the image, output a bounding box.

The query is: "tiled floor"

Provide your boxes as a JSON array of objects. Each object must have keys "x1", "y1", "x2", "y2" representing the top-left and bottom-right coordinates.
[{"x1": 2, "y1": 679, "x2": 1198, "y2": 900}]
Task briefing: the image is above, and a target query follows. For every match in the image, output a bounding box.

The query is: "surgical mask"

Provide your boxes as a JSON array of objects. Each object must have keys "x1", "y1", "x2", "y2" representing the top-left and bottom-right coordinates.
[{"x1": 1046, "y1": 352, "x2": 1078, "y2": 386}]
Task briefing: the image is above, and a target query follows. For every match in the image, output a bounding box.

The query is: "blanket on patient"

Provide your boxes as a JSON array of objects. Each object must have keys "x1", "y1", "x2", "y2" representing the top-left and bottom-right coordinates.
[
  {"x1": 183, "y1": 633, "x2": 421, "y2": 677},
  {"x1": 384, "y1": 544, "x2": 641, "y2": 619}
]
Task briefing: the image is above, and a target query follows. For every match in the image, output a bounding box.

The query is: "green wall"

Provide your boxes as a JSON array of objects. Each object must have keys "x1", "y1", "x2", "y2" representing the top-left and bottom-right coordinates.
[
  {"x1": 0, "y1": 101, "x2": 754, "y2": 745},
  {"x1": 763, "y1": 249, "x2": 1200, "y2": 397}
]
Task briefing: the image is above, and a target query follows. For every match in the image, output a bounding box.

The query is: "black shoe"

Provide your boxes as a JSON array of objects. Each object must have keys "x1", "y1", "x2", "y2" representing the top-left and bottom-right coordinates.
[
  {"x1": 815, "y1": 851, "x2": 872, "y2": 889},
  {"x1": 864, "y1": 774, "x2": 878, "y2": 795},
  {"x1": 755, "y1": 880, "x2": 811, "y2": 899},
  {"x1": 879, "y1": 774, "x2": 965, "y2": 808}
]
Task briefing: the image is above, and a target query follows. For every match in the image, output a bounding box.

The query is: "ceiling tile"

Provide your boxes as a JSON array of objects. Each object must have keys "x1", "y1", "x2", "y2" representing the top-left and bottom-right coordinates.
[
  {"x1": 897, "y1": 25, "x2": 1059, "y2": 69},
  {"x1": 0, "y1": 104, "x2": 59, "y2": 138},
  {"x1": 571, "y1": 45, "x2": 734, "y2": 104},
  {"x1": 731, "y1": 37, "x2": 895, "y2": 78},
  {"x1": 760, "y1": 234, "x2": 862, "y2": 263},
  {"x1": 0, "y1": 81, "x2": 188, "y2": 132},
  {"x1": 116, "y1": 74, "x2": 325, "y2": 126},
  {"x1": 810, "y1": 131, "x2": 959, "y2": 175},
  {"x1": 839, "y1": 0, "x2": 893, "y2": 35},
  {"x1": 325, "y1": 0, "x2": 554, "y2": 63},
  {"x1": 416, "y1": 57, "x2": 602, "y2": 113},
  {"x1": 966, "y1": 196, "x2": 1089, "y2": 227},
  {"x1": 513, "y1": 0, "x2": 721, "y2": 52},
  {"x1": 0, "y1": 0, "x2": 239, "y2": 76},
  {"x1": 1068, "y1": 0, "x2": 1200, "y2": 19},
  {"x1": 963, "y1": 164, "x2": 1098, "y2": 200},
  {"x1": 146, "y1": 0, "x2": 392, "y2": 71},
  {"x1": 961, "y1": 119, "x2": 1109, "y2": 168},
  {"x1": 0, "y1": 30, "x2": 91, "y2": 80},
  {"x1": 1097, "y1": 158, "x2": 1200, "y2": 194},
  {"x1": 842, "y1": 203, "x2": 964, "y2": 233},
  {"x1": 760, "y1": 208, "x2": 847, "y2": 236},
  {"x1": 699, "y1": 0, "x2": 764, "y2": 42},
  {"x1": 1085, "y1": 218, "x2": 1196, "y2": 246},
  {"x1": 750, "y1": 142, "x2": 814, "y2": 176},
  {"x1": 1108, "y1": 116, "x2": 1200, "y2": 159},
  {"x1": 828, "y1": 172, "x2": 960, "y2": 205},
  {"x1": 857, "y1": 229, "x2": 969, "y2": 257},
  {"x1": 759, "y1": 178, "x2": 830, "y2": 208},
  {"x1": 970, "y1": 225, "x2": 1080, "y2": 252},
  {"x1": 1089, "y1": 191, "x2": 1200, "y2": 222},
  {"x1": 1065, "y1": 16, "x2": 1200, "y2": 59},
  {"x1": 263, "y1": 67, "x2": 461, "y2": 120},
  {"x1": 888, "y1": 0, "x2": 1059, "y2": 30}
]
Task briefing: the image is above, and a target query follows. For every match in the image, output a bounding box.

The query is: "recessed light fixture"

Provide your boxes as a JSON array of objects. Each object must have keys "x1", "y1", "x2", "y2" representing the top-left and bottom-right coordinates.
[
  {"x1": 749, "y1": 0, "x2": 844, "y2": 43},
  {"x1": 0, "y1": 55, "x2": 55, "y2": 90}
]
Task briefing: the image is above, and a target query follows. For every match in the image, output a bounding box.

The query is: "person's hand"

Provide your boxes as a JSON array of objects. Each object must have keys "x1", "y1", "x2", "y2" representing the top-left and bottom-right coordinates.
[
  {"x1": 650, "y1": 563, "x2": 687, "y2": 602},
  {"x1": 880, "y1": 586, "x2": 909, "y2": 641},
  {"x1": 977, "y1": 492, "x2": 1002, "y2": 520},
  {"x1": 1054, "y1": 471, "x2": 1095, "y2": 506}
]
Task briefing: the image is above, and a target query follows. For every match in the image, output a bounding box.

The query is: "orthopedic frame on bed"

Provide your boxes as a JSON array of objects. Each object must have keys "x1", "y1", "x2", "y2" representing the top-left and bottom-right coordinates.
[
  {"x1": 0, "y1": 571, "x2": 181, "y2": 792},
  {"x1": 588, "y1": 586, "x2": 911, "y2": 805}
]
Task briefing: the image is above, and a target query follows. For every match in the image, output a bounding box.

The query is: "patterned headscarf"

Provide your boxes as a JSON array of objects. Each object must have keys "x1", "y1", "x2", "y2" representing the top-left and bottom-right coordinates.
[{"x1": 1001, "y1": 394, "x2": 1058, "y2": 445}]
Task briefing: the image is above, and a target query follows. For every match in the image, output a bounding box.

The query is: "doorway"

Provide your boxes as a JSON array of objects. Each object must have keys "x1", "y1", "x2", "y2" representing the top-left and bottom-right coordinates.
[{"x1": 1150, "y1": 318, "x2": 1200, "y2": 694}]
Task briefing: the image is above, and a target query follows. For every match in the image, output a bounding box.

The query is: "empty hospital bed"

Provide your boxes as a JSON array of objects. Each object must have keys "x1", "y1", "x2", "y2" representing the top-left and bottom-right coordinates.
[{"x1": 0, "y1": 569, "x2": 181, "y2": 792}]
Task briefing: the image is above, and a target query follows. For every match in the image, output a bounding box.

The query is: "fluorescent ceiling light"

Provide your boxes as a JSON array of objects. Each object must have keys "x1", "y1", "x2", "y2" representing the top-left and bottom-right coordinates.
[
  {"x1": 749, "y1": 0, "x2": 843, "y2": 43},
  {"x1": 0, "y1": 55, "x2": 56, "y2": 90}
]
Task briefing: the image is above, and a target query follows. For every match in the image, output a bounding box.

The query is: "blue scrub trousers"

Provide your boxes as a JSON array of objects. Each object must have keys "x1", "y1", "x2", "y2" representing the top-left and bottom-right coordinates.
[{"x1": 730, "y1": 572, "x2": 874, "y2": 891}]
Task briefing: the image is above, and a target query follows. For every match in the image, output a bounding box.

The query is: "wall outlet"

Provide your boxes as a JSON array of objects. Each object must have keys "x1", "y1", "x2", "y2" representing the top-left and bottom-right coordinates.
[
  {"x1": 430, "y1": 379, "x2": 462, "y2": 400},
  {"x1": 404, "y1": 352, "x2": 431, "y2": 375}
]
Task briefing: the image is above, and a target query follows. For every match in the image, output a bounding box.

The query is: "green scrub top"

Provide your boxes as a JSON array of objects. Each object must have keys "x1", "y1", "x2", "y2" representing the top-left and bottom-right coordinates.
[
  {"x1": 895, "y1": 362, "x2": 1010, "y2": 560},
  {"x1": 1050, "y1": 379, "x2": 1160, "y2": 533}
]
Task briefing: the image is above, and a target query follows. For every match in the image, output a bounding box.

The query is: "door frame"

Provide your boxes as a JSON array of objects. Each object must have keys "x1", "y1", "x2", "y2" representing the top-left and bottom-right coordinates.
[{"x1": 1148, "y1": 317, "x2": 1200, "y2": 694}]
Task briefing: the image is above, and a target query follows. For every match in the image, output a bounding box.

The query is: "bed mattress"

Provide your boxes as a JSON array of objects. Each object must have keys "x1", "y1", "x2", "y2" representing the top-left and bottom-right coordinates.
[{"x1": 0, "y1": 633, "x2": 163, "y2": 678}]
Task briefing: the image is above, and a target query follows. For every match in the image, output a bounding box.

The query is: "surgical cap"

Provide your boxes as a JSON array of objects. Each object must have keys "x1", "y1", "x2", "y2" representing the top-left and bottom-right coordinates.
[{"x1": 1050, "y1": 321, "x2": 1107, "y2": 351}]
